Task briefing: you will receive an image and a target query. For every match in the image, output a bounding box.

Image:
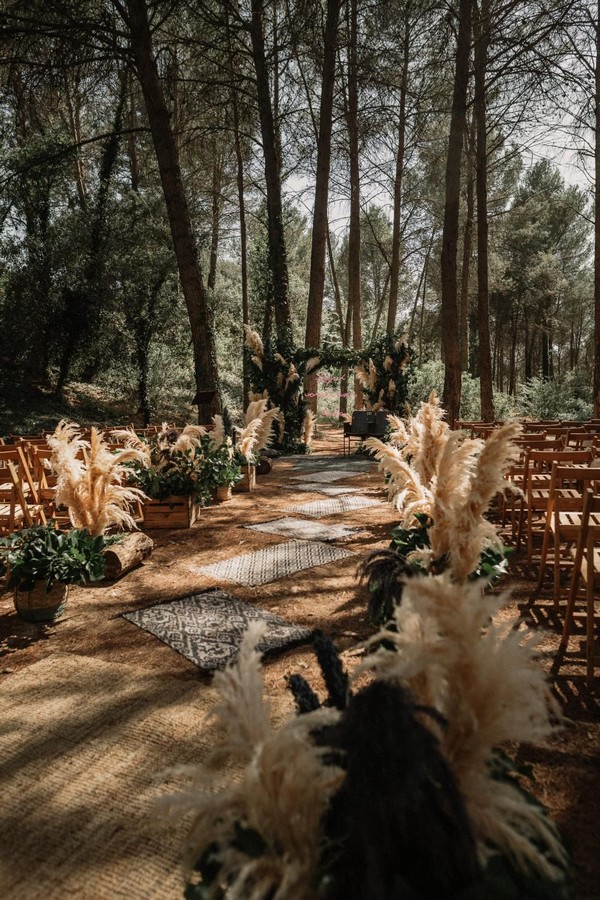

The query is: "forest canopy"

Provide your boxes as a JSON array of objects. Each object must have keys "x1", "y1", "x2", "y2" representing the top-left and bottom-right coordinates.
[{"x1": 0, "y1": 0, "x2": 598, "y2": 429}]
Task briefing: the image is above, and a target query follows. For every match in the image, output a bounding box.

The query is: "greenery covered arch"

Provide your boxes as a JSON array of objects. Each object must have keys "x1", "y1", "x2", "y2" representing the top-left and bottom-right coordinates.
[{"x1": 244, "y1": 328, "x2": 412, "y2": 453}]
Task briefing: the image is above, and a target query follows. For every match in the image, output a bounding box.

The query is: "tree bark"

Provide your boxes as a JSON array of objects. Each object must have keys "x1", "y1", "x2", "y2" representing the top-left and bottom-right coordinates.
[
  {"x1": 126, "y1": 0, "x2": 221, "y2": 423},
  {"x1": 460, "y1": 114, "x2": 475, "y2": 371},
  {"x1": 103, "y1": 532, "x2": 154, "y2": 580},
  {"x1": 248, "y1": 0, "x2": 294, "y2": 352},
  {"x1": 208, "y1": 142, "x2": 222, "y2": 292},
  {"x1": 305, "y1": 0, "x2": 343, "y2": 409},
  {"x1": 595, "y1": 0, "x2": 600, "y2": 415},
  {"x1": 474, "y1": 0, "x2": 494, "y2": 421},
  {"x1": 440, "y1": 0, "x2": 472, "y2": 426},
  {"x1": 387, "y1": 4, "x2": 410, "y2": 335},
  {"x1": 347, "y1": 0, "x2": 362, "y2": 408}
]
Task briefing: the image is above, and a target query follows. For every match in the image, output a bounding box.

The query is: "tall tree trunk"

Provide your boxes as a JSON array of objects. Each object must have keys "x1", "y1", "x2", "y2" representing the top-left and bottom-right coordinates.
[
  {"x1": 126, "y1": 0, "x2": 221, "y2": 423},
  {"x1": 249, "y1": 0, "x2": 294, "y2": 352},
  {"x1": 226, "y1": 7, "x2": 251, "y2": 408},
  {"x1": 440, "y1": 0, "x2": 472, "y2": 425},
  {"x1": 474, "y1": 0, "x2": 494, "y2": 421},
  {"x1": 347, "y1": 0, "x2": 362, "y2": 408},
  {"x1": 387, "y1": 4, "x2": 410, "y2": 335},
  {"x1": 460, "y1": 114, "x2": 475, "y2": 371},
  {"x1": 595, "y1": 0, "x2": 600, "y2": 415},
  {"x1": 208, "y1": 142, "x2": 222, "y2": 292},
  {"x1": 305, "y1": 0, "x2": 343, "y2": 410}
]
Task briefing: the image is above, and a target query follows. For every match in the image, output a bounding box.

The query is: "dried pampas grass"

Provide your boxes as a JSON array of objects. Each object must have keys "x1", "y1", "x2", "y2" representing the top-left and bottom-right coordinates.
[
  {"x1": 211, "y1": 415, "x2": 226, "y2": 449},
  {"x1": 304, "y1": 356, "x2": 321, "y2": 375},
  {"x1": 362, "y1": 575, "x2": 565, "y2": 881},
  {"x1": 365, "y1": 437, "x2": 433, "y2": 524},
  {"x1": 170, "y1": 624, "x2": 343, "y2": 900},
  {"x1": 255, "y1": 407, "x2": 281, "y2": 453},
  {"x1": 428, "y1": 423, "x2": 521, "y2": 583},
  {"x1": 244, "y1": 324, "x2": 264, "y2": 358},
  {"x1": 49, "y1": 421, "x2": 147, "y2": 535},
  {"x1": 174, "y1": 425, "x2": 207, "y2": 454},
  {"x1": 302, "y1": 409, "x2": 315, "y2": 447}
]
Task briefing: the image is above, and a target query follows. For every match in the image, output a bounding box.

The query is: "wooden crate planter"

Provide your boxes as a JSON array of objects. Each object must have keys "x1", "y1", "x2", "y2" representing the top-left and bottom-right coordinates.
[
  {"x1": 143, "y1": 495, "x2": 200, "y2": 529},
  {"x1": 233, "y1": 465, "x2": 256, "y2": 493}
]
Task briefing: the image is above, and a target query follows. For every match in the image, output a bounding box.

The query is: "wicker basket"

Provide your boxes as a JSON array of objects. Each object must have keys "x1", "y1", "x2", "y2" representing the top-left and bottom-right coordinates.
[
  {"x1": 215, "y1": 484, "x2": 233, "y2": 502},
  {"x1": 14, "y1": 582, "x2": 69, "y2": 623}
]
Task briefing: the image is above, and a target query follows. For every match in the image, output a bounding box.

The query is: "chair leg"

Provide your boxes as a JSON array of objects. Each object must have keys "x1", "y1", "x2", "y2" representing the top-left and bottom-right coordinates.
[
  {"x1": 560, "y1": 566, "x2": 581, "y2": 650},
  {"x1": 586, "y1": 581, "x2": 595, "y2": 688},
  {"x1": 553, "y1": 536, "x2": 562, "y2": 611},
  {"x1": 537, "y1": 521, "x2": 552, "y2": 590}
]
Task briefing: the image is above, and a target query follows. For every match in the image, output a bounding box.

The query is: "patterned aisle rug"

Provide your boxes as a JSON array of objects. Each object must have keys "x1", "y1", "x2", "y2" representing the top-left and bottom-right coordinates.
[
  {"x1": 192, "y1": 539, "x2": 354, "y2": 587},
  {"x1": 245, "y1": 516, "x2": 358, "y2": 542},
  {"x1": 289, "y1": 456, "x2": 373, "y2": 470},
  {"x1": 289, "y1": 495, "x2": 383, "y2": 519},
  {"x1": 281, "y1": 483, "x2": 358, "y2": 496},
  {"x1": 123, "y1": 590, "x2": 314, "y2": 670},
  {"x1": 291, "y1": 469, "x2": 363, "y2": 483}
]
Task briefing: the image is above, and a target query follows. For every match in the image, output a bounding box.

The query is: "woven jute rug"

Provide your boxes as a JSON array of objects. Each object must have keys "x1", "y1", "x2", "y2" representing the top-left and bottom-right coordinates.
[
  {"x1": 0, "y1": 652, "x2": 218, "y2": 899},
  {"x1": 289, "y1": 496, "x2": 383, "y2": 519},
  {"x1": 123, "y1": 590, "x2": 314, "y2": 670},
  {"x1": 194, "y1": 539, "x2": 354, "y2": 587},
  {"x1": 246, "y1": 516, "x2": 358, "y2": 542},
  {"x1": 281, "y1": 483, "x2": 358, "y2": 496},
  {"x1": 288, "y1": 456, "x2": 373, "y2": 471},
  {"x1": 291, "y1": 469, "x2": 363, "y2": 484}
]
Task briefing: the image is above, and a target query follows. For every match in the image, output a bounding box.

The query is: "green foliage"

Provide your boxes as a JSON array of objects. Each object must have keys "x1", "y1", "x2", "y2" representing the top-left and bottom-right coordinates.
[
  {"x1": 366, "y1": 515, "x2": 510, "y2": 627},
  {"x1": 0, "y1": 524, "x2": 110, "y2": 592},
  {"x1": 518, "y1": 371, "x2": 592, "y2": 421},
  {"x1": 354, "y1": 333, "x2": 412, "y2": 413},
  {"x1": 201, "y1": 440, "x2": 242, "y2": 488},
  {"x1": 130, "y1": 441, "x2": 212, "y2": 505}
]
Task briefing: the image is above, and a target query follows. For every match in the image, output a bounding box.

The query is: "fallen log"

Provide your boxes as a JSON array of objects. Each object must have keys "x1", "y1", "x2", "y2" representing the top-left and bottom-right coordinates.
[{"x1": 103, "y1": 532, "x2": 154, "y2": 580}]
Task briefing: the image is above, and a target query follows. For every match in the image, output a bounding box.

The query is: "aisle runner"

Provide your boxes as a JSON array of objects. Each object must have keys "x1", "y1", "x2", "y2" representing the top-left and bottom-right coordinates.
[
  {"x1": 281, "y1": 483, "x2": 357, "y2": 496},
  {"x1": 246, "y1": 516, "x2": 357, "y2": 542},
  {"x1": 289, "y1": 496, "x2": 382, "y2": 519},
  {"x1": 291, "y1": 470, "x2": 362, "y2": 484},
  {"x1": 123, "y1": 590, "x2": 313, "y2": 670},
  {"x1": 193, "y1": 539, "x2": 354, "y2": 587}
]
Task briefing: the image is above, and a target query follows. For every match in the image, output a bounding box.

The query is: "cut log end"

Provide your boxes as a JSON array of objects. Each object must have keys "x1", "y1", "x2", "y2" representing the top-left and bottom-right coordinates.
[{"x1": 103, "y1": 532, "x2": 154, "y2": 581}]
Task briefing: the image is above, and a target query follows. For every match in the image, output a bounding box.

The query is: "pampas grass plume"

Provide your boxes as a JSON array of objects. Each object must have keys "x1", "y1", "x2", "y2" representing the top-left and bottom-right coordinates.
[{"x1": 362, "y1": 575, "x2": 565, "y2": 882}]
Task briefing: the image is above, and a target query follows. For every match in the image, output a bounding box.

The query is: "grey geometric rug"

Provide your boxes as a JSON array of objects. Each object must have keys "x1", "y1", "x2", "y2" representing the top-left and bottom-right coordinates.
[
  {"x1": 289, "y1": 496, "x2": 383, "y2": 519},
  {"x1": 289, "y1": 456, "x2": 373, "y2": 471},
  {"x1": 123, "y1": 590, "x2": 314, "y2": 670},
  {"x1": 291, "y1": 469, "x2": 362, "y2": 483},
  {"x1": 192, "y1": 539, "x2": 354, "y2": 587},
  {"x1": 245, "y1": 516, "x2": 358, "y2": 542},
  {"x1": 282, "y1": 483, "x2": 358, "y2": 496}
]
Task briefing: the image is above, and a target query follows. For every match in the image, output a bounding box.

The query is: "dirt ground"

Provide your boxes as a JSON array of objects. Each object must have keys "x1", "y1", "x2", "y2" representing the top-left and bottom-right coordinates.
[{"x1": 1, "y1": 426, "x2": 599, "y2": 897}]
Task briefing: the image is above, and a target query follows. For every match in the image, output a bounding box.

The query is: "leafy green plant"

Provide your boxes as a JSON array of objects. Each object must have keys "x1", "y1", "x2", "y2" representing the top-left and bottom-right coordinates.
[
  {"x1": 364, "y1": 514, "x2": 511, "y2": 627},
  {"x1": 202, "y1": 442, "x2": 242, "y2": 489},
  {"x1": 128, "y1": 434, "x2": 212, "y2": 505},
  {"x1": 0, "y1": 524, "x2": 112, "y2": 592}
]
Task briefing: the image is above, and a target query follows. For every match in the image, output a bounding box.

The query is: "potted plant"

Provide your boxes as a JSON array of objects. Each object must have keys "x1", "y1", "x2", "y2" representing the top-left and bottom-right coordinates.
[
  {"x1": 233, "y1": 449, "x2": 257, "y2": 492},
  {"x1": 204, "y1": 442, "x2": 242, "y2": 502},
  {"x1": 0, "y1": 524, "x2": 109, "y2": 622}
]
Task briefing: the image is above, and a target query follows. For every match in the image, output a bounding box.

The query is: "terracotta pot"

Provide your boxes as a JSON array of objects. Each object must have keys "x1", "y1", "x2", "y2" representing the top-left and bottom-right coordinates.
[{"x1": 14, "y1": 581, "x2": 69, "y2": 623}]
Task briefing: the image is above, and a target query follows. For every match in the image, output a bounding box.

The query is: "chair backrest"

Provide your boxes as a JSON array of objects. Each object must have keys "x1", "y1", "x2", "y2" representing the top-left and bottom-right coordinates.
[
  {"x1": 351, "y1": 411, "x2": 370, "y2": 433},
  {"x1": 0, "y1": 446, "x2": 45, "y2": 530},
  {"x1": 549, "y1": 464, "x2": 600, "y2": 517},
  {"x1": 524, "y1": 447, "x2": 592, "y2": 481},
  {"x1": 374, "y1": 410, "x2": 390, "y2": 435}
]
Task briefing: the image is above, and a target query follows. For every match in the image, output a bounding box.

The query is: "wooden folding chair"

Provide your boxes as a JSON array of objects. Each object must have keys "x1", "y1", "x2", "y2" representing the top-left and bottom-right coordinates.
[
  {"x1": 560, "y1": 489, "x2": 600, "y2": 686},
  {"x1": 537, "y1": 464, "x2": 600, "y2": 608},
  {"x1": 0, "y1": 447, "x2": 46, "y2": 533},
  {"x1": 515, "y1": 448, "x2": 591, "y2": 560}
]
